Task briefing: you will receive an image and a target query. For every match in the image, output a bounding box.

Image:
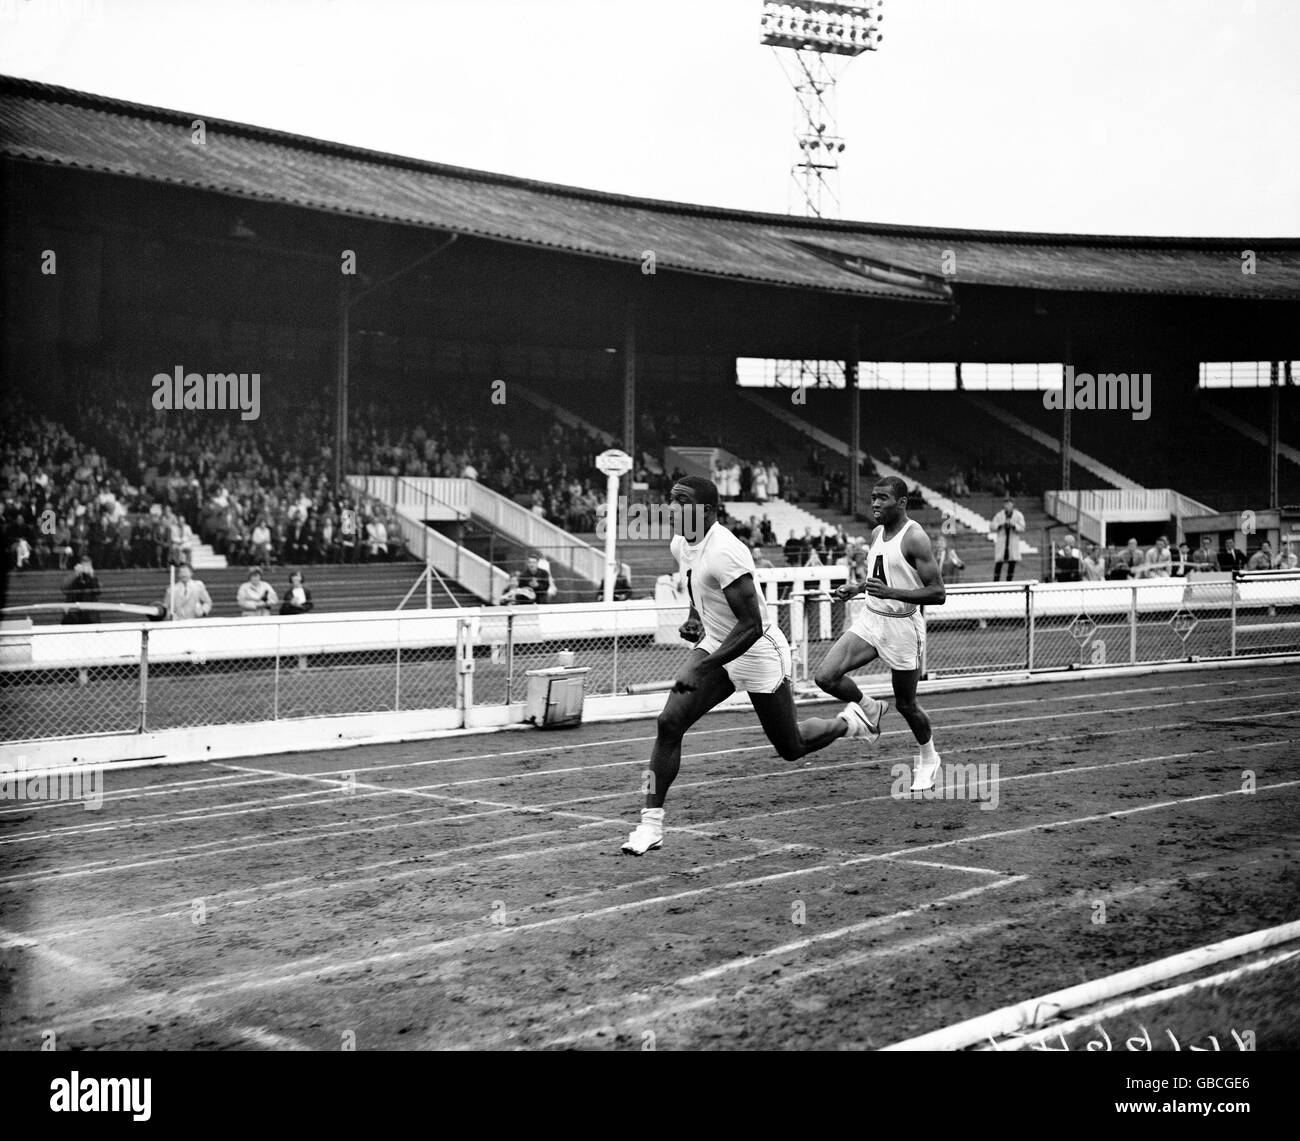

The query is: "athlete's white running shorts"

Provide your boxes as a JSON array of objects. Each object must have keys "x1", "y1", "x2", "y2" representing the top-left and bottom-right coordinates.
[
  {"x1": 700, "y1": 625, "x2": 792, "y2": 694},
  {"x1": 849, "y1": 605, "x2": 926, "y2": 672}
]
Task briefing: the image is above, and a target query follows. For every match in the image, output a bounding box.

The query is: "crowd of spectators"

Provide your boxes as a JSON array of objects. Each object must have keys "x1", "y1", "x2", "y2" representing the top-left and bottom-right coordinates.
[
  {"x1": 2, "y1": 392, "x2": 404, "y2": 572},
  {"x1": 942, "y1": 457, "x2": 1025, "y2": 500},
  {"x1": 1052, "y1": 534, "x2": 1299, "y2": 582}
]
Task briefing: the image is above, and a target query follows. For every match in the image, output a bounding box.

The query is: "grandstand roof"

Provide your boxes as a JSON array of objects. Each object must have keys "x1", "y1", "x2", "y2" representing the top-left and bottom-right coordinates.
[{"x1": 5, "y1": 75, "x2": 1300, "y2": 305}]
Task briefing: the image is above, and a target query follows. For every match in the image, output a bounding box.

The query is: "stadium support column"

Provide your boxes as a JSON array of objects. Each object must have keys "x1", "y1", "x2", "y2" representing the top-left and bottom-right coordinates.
[
  {"x1": 335, "y1": 275, "x2": 350, "y2": 491},
  {"x1": 1269, "y1": 360, "x2": 1280, "y2": 508},
  {"x1": 1060, "y1": 323, "x2": 1073, "y2": 492},
  {"x1": 1061, "y1": 404, "x2": 1072, "y2": 492},
  {"x1": 846, "y1": 322, "x2": 861, "y2": 516},
  {"x1": 623, "y1": 304, "x2": 636, "y2": 471}
]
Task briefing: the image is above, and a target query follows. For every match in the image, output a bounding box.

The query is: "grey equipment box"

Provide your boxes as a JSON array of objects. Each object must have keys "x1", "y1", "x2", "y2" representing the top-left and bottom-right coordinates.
[{"x1": 523, "y1": 666, "x2": 592, "y2": 729}]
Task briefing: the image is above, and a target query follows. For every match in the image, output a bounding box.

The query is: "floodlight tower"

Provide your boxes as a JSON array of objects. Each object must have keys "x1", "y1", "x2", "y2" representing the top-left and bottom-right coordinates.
[
  {"x1": 761, "y1": 2, "x2": 883, "y2": 219},
  {"x1": 760, "y1": 3, "x2": 883, "y2": 396}
]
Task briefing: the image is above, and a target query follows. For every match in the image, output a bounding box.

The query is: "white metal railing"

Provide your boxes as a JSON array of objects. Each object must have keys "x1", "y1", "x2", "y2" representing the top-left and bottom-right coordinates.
[
  {"x1": 349, "y1": 475, "x2": 507, "y2": 601},
  {"x1": 1047, "y1": 489, "x2": 1221, "y2": 547},
  {"x1": 3, "y1": 575, "x2": 1296, "y2": 750},
  {"x1": 1044, "y1": 490, "x2": 1105, "y2": 544},
  {"x1": 390, "y1": 505, "x2": 508, "y2": 603},
  {"x1": 362, "y1": 475, "x2": 604, "y2": 586},
  {"x1": 6, "y1": 575, "x2": 1295, "y2": 676}
]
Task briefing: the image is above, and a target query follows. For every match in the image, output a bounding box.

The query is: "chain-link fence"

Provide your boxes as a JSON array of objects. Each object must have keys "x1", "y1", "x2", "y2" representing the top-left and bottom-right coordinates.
[
  {"x1": 3, "y1": 574, "x2": 1296, "y2": 744},
  {"x1": 0, "y1": 621, "x2": 143, "y2": 741},
  {"x1": 0, "y1": 611, "x2": 459, "y2": 742}
]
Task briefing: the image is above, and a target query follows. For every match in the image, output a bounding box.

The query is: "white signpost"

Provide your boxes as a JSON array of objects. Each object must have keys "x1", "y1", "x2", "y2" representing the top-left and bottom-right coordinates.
[{"x1": 595, "y1": 448, "x2": 634, "y2": 603}]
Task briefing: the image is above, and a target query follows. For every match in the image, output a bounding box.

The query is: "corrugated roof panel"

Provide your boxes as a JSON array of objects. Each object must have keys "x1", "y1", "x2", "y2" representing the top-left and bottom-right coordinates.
[{"x1": 3, "y1": 77, "x2": 1298, "y2": 302}]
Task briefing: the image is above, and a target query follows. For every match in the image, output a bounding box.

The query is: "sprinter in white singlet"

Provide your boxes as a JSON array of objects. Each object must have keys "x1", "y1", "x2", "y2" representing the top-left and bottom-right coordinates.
[
  {"x1": 817, "y1": 476, "x2": 948, "y2": 792},
  {"x1": 621, "y1": 475, "x2": 879, "y2": 855}
]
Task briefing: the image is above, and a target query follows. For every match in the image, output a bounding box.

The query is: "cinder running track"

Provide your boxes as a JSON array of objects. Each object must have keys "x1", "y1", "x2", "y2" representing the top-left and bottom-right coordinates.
[{"x1": 2, "y1": 662, "x2": 1297, "y2": 1050}]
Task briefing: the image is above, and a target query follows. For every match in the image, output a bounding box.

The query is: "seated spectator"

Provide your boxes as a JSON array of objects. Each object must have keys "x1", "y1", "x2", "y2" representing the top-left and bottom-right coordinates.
[
  {"x1": 1170, "y1": 542, "x2": 1191, "y2": 577},
  {"x1": 237, "y1": 567, "x2": 278, "y2": 617},
  {"x1": 1081, "y1": 543, "x2": 1106, "y2": 581},
  {"x1": 249, "y1": 517, "x2": 272, "y2": 567},
  {"x1": 61, "y1": 556, "x2": 101, "y2": 623},
  {"x1": 751, "y1": 544, "x2": 774, "y2": 571},
  {"x1": 365, "y1": 516, "x2": 388, "y2": 561},
  {"x1": 1110, "y1": 538, "x2": 1145, "y2": 579},
  {"x1": 1191, "y1": 536, "x2": 1217, "y2": 571},
  {"x1": 1246, "y1": 541, "x2": 1274, "y2": 571},
  {"x1": 11, "y1": 530, "x2": 31, "y2": 570},
  {"x1": 518, "y1": 554, "x2": 551, "y2": 602},
  {"x1": 498, "y1": 574, "x2": 536, "y2": 605},
  {"x1": 1277, "y1": 543, "x2": 1299, "y2": 570},
  {"x1": 280, "y1": 570, "x2": 314, "y2": 615},
  {"x1": 164, "y1": 562, "x2": 213, "y2": 620},
  {"x1": 934, "y1": 534, "x2": 965, "y2": 583},
  {"x1": 594, "y1": 562, "x2": 635, "y2": 602},
  {"x1": 1142, "y1": 536, "x2": 1172, "y2": 578},
  {"x1": 783, "y1": 530, "x2": 806, "y2": 567},
  {"x1": 1218, "y1": 538, "x2": 1247, "y2": 573}
]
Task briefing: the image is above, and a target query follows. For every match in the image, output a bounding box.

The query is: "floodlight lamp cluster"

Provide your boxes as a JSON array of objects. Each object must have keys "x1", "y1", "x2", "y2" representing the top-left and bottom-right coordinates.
[
  {"x1": 760, "y1": 1, "x2": 883, "y2": 55},
  {"x1": 798, "y1": 121, "x2": 846, "y2": 154}
]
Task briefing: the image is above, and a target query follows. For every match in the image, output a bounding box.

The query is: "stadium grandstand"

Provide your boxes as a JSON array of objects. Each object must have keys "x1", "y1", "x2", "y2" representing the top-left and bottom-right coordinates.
[
  {"x1": 2, "y1": 74, "x2": 1298, "y2": 622},
  {"x1": 4, "y1": 31, "x2": 1300, "y2": 1073}
]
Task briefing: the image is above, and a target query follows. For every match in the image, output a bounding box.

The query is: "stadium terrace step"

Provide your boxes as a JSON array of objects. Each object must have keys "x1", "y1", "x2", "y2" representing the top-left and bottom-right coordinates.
[
  {"x1": 187, "y1": 543, "x2": 228, "y2": 570},
  {"x1": 0, "y1": 562, "x2": 476, "y2": 624},
  {"x1": 962, "y1": 393, "x2": 1137, "y2": 490},
  {"x1": 721, "y1": 500, "x2": 835, "y2": 548}
]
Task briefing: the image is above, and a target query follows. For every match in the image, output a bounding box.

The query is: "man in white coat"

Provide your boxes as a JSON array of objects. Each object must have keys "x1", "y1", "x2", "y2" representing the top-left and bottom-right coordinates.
[{"x1": 990, "y1": 497, "x2": 1026, "y2": 581}]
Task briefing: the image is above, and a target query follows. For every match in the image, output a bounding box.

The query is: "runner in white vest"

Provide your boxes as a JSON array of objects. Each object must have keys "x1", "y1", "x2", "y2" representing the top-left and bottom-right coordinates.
[
  {"x1": 621, "y1": 474, "x2": 876, "y2": 855},
  {"x1": 817, "y1": 476, "x2": 948, "y2": 792}
]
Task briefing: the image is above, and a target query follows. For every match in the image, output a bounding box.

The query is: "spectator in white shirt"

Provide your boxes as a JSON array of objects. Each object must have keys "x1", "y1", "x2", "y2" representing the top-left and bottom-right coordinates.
[
  {"x1": 1143, "y1": 536, "x2": 1172, "y2": 578},
  {"x1": 365, "y1": 517, "x2": 388, "y2": 561},
  {"x1": 1081, "y1": 543, "x2": 1106, "y2": 581},
  {"x1": 164, "y1": 562, "x2": 212, "y2": 620},
  {"x1": 237, "y1": 567, "x2": 278, "y2": 617},
  {"x1": 250, "y1": 519, "x2": 272, "y2": 566}
]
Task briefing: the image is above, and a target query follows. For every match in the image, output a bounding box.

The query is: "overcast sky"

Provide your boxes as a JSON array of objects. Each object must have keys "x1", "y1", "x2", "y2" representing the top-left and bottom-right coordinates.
[{"x1": 2, "y1": 0, "x2": 1297, "y2": 237}]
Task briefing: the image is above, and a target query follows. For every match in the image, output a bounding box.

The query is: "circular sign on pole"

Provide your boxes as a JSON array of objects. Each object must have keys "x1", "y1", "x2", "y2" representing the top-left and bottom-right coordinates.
[{"x1": 596, "y1": 449, "x2": 634, "y2": 478}]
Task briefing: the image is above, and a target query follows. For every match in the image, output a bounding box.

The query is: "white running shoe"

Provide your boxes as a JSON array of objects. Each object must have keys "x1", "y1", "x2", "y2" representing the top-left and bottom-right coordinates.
[
  {"x1": 910, "y1": 752, "x2": 942, "y2": 792},
  {"x1": 839, "y1": 698, "x2": 886, "y2": 745},
  {"x1": 621, "y1": 823, "x2": 662, "y2": 855},
  {"x1": 859, "y1": 697, "x2": 888, "y2": 744}
]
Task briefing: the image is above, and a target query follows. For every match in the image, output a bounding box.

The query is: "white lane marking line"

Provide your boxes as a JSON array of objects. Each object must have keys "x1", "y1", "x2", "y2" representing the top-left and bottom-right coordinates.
[
  {"x1": 23, "y1": 779, "x2": 1300, "y2": 1030},
  {"x1": 6, "y1": 670, "x2": 1280, "y2": 815},
  {"x1": 0, "y1": 926, "x2": 311, "y2": 1051},
  {"x1": 4, "y1": 733, "x2": 1296, "y2": 886},
  {"x1": 19, "y1": 842, "x2": 801, "y2": 945},
  {"x1": 677, "y1": 877, "x2": 1027, "y2": 987},
  {"x1": 882, "y1": 857, "x2": 1008, "y2": 876},
  {"x1": 506, "y1": 871, "x2": 1229, "y2": 1046},
  {"x1": 5, "y1": 691, "x2": 1284, "y2": 850}
]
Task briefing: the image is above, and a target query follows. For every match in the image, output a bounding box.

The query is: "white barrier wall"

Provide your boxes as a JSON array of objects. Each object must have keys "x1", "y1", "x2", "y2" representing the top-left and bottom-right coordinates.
[{"x1": 9, "y1": 573, "x2": 1295, "y2": 672}]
